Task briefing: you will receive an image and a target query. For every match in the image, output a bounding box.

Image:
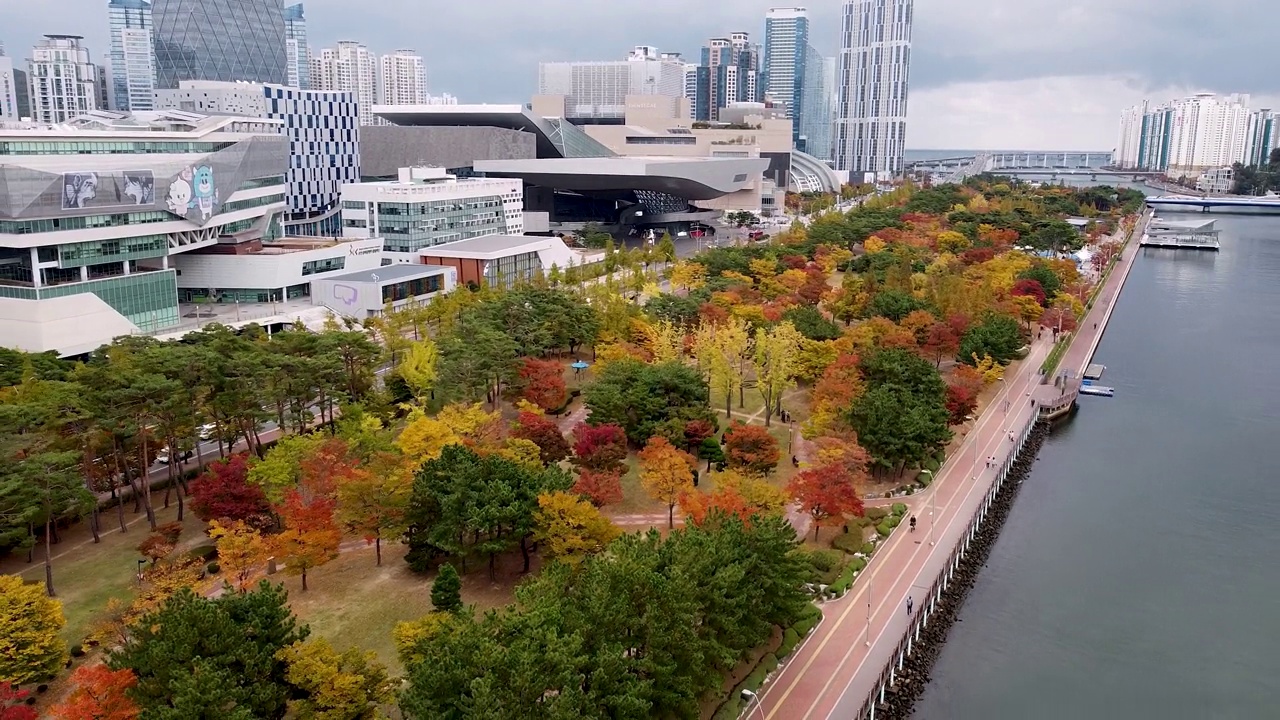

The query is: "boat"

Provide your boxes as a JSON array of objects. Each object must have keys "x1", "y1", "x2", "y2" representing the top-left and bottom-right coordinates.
[{"x1": 1078, "y1": 385, "x2": 1115, "y2": 397}]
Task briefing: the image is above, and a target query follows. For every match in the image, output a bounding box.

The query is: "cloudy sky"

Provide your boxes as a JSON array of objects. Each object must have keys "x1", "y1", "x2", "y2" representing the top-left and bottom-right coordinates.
[{"x1": 3, "y1": 0, "x2": 1275, "y2": 150}]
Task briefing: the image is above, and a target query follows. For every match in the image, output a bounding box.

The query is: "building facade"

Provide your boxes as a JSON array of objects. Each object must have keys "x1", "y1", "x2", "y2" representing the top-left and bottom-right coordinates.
[
  {"x1": 696, "y1": 33, "x2": 761, "y2": 122},
  {"x1": 27, "y1": 35, "x2": 100, "y2": 123},
  {"x1": 284, "y1": 3, "x2": 309, "y2": 89},
  {"x1": 763, "y1": 7, "x2": 809, "y2": 144},
  {"x1": 416, "y1": 235, "x2": 577, "y2": 291},
  {"x1": 798, "y1": 50, "x2": 835, "y2": 161},
  {"x1": 310, "y1": 41, "x2": 379, "y2": 126},
  {"x1": 152, "y1": 0, "x2": 286, "y2": 88},
  {"x1": 171, "y1": 235, "x2": 381, "y2": 304},
  {"x1": 834, "y1": 0, "x2": 913, "y2": 180},
  {"x1": 0, "y1": 110, "x2": 287, "y2": 356},
  {"x1": 0, "y1": 52, "x2": 19, "y2": 121},
  {"x1": 108, "y1": 0, "x2": 155, "y2": 111},
  {"x1": 154, "y1": 80, "x2": 360, "y2": 237},
  {"x1": 1115, "y1": 94, "x2": 1256, "y2": 178},
  {"x1": 340, "y1": 166, "x2": 523, "y2": 254},
  {"x1": 537, "y1": 47, "x2": 687, "y2": 123},
  {"x1": 310, "y1": 262, "x2": 456, "y2": 319},
  {"x1": 379, "y1": 50, "x2": 427, "y2": 106},
  {"x1": 1246, "y1": 109, "x2": 1276, "y2": 168}
]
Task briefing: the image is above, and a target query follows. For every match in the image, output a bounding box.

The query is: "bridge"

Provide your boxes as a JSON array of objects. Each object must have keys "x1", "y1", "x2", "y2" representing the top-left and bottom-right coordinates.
[{"x1": 906, "y1": 150, "x2": 1160, "y2": 181}]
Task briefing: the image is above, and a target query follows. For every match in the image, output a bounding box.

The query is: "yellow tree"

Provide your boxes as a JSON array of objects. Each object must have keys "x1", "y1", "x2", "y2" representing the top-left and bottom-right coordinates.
[
  {"x1": 638, "y1": 436, "x2": 695, "y2": 528},
  {"x1": 694, "y1": 316, "x2": 752, "y2": 418},
  {"x1": 711, "y1": 468, "x2": 789, "y2": 516},
  {"x1": 277, "y1": 638, "x2": 394, "y2": 720},
  {"x1": 398, "y1": 339, "x2": 439, "y2": 404},
  {"x1": 1012, "y1": 294, "x2": 1044, "y2": 330},
  {"x1": 532, "y1": 491, "x2": 622, "y2": 564},
  {"x1": 752, "y1": 321, "x2": 804, "y2": 426},
  {"x1": 208, "y1": 519, "x2": 271, "y2": 591},
  {"x1": 669, "y1": 260, "x2": 707, "y2": 294},
  {"x1": 0, "y1": 574, "x2": 66, "y2": 685}
]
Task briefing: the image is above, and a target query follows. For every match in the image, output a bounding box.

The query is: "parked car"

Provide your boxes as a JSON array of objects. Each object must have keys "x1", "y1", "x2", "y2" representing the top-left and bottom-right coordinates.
[
  {"x1": 197, "y1": 423, "x2": 217, "y2": 441},
  {"x1": 156, "y1": 447, "x2": 194, "y2": 465}
]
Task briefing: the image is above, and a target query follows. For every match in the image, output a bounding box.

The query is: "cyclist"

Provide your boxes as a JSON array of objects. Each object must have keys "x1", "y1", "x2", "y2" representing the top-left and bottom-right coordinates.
[{"x1": 909, "y1": 515, "x2": 917, "y2": 532}]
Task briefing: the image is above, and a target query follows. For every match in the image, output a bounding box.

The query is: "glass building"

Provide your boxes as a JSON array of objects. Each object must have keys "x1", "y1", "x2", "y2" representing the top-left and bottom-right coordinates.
[
  {"x1": 283, "y1": 3, "x2": 309, "y2": 89},
  {"x1": 108, "y1": 0, "x2": 156, "y2": 111},
  {"x1": 763, "y1": 7, "x2": 809, "y2": 144},
  {"x1": 152, "y1": 0, "x2": 287, "y2": 88}
]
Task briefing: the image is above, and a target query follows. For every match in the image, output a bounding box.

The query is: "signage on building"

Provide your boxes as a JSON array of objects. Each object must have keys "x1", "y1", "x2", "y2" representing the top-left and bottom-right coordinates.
[{"x1": 348, "y1": 244, "x2": 381, "y2": 256}]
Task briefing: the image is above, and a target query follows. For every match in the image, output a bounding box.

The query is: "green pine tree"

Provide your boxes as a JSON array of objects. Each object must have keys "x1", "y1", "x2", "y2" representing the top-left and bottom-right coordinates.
[{"x1": 431, "y1": 564, "x2": 462, "y2": 614}]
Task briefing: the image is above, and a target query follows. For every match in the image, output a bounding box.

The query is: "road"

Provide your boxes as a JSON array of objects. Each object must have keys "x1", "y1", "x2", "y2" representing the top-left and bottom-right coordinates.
[{"x1": 757, "y1": 219, "x2": 1145, "y2": 719}]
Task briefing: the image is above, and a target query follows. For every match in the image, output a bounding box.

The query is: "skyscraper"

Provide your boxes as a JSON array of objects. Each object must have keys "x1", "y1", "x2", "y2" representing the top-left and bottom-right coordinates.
[
  {"x1": 537, "y1": 46, "x2": 687, "y2": 122},
  {"x1": 799, "y1": 47, "x2": 834, "y2": 161},
  {"x1": 107, "y1": 0, "x2": 155, "y2": 111},
  {"x1": 152, "y1": 0, "x2": 286, "y2": 88},
  {"x1": 834, "y1": 0, "x2": 913, "y2": 179},
  {"x1": 0, "y1": 42, "x2": 19, "y2": 121},
  {"x1": 696, "y1": 32, "x2": 760, "y2": 122},
  {"x1": 310, "y1": 41, "x2": 378, "y2": 125},
  {"x1": 764, "y1": 7, "x2": 809, "y2": 143},
  {"x1": 1246, "y1": 109, "x2": 1276, "y2": 168},
  {"x1": 379, "y1": 50, "x2": 427, "y2": 106},
  {"x1": 26, "y1": 35, "x2": 99, "y2": 123},
  {"x1": 1115, "y1": 93, "x2": 1255, "y2": 177},
  {"x1": 284, "y1": 3, "x2": 309, "y2": 89}
]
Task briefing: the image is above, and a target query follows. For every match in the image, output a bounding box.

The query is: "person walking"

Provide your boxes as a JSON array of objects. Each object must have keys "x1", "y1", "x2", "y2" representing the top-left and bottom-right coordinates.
[{"x1": 906, "y1": 596, "x2": 914, "y2": 616}]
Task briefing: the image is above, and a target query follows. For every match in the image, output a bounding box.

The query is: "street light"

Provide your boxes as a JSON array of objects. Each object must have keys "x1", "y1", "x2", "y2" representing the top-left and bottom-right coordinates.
[
  {"x1": 920, "y1": 469, "x2": 937, "y2": 547},
  {"x1": 136, "y1": 558, "x2": 147, "y2": 585},
  {"x1": 740, "y1": 689, "x2": 765, "y2": 719}
]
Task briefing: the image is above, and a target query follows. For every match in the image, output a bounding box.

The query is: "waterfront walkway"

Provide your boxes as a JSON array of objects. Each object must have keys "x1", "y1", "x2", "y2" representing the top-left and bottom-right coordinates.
[{"x1": 756, "y1": 215, "x2": 1147, "y2": 719}]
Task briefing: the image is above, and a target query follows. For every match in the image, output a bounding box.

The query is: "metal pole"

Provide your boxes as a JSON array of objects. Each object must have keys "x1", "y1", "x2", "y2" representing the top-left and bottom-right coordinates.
[{"x1": 865, "y1": 573, "x2": 872, "y2": 647}]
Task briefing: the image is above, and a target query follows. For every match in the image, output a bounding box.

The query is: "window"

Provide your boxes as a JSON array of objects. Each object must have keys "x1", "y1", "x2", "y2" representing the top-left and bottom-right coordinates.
[{"x1": 301, "y1": 256, "x2": 346, "y2": 276}]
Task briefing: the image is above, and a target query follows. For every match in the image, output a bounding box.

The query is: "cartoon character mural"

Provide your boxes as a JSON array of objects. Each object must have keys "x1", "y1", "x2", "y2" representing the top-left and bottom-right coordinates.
[
  {"x1": 164, "y1": 164, "x2": 218, "y2": 221},
  {"x1": 166, "y1": 168, "x2": 194, "y2": 216},
  {"x1": 192, "y1": 165, "x2": 218, "y2": 220}
]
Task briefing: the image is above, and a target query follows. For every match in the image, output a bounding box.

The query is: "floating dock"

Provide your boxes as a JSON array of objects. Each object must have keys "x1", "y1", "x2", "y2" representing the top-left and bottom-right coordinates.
[
  {"x1": 1140, "y1": 217, "x2": 1220, "y2": 250},
  {"x1": 1146, "y1": 194, "x2": 1280, "y2": 215},
  {"x1": 1083, "y1": 363, "x2": 1105, "y2": 380},
  {"x1": 1079, "y1": 385, "x2": 1115, "y2": 397}
]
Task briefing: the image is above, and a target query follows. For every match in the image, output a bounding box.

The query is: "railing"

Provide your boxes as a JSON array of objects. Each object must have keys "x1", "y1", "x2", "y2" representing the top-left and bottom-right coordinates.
[{"x1": 854, "y1": 409, "x2": 1039, "y2": 720}]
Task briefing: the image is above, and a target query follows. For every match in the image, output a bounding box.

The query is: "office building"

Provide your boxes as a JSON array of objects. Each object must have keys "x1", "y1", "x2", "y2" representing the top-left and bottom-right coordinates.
[
  {"x1": 834, "y1": 0, "x2": 914, "y2": 180},
  {"x1": 310, "y1": 41, "x2": 378, "y2": 125},
  {"x1": 1246, "y1": 109, "x2": 1276, "y2": 168},
  {"x1": 696, "y1": 33, "x2": 761, "y2": 122},
  {"x1": 417, "y1": 235, "x2": 578, "y2": 291},
  {"x1": 537, "y1": 47, "x2": 688, "y2": 123},
  {"x1": 154, "y1": 80, "x2": 360, "y2": 237},
  {"x1": 310, "y1": 262, "x2": 456, "y2": 320},
  {"x1": 340, "y1": 166, "x2": 524, "y2": 254},
  {"x1": 107, "y1": 0, "x2": 155, "y2": 111},
  {"x1": 1115, "y1": 94, "x2": 1254, "y2": 178},
  {"x1": 26, "y1": 35, "x2": 100, "y2": 123},
  {"x1": 0, "y1": 110, "x2": 287, "y2": 356},
  {"x1": 152, "y1": 0, "x2": 286, "y2": 88},
  {"x1": 284, "y1": 3, "x2": 309, "y2": 89},
  {"x1": 798, "y1": 52, "x2": 835, "y2": 161},
  {"x1": 379, "y1": 50, "x2": 427, "y2": 106},
  {"x1": 0, "y1": 46, "x2": 19, "y2": 120},
  {"x1": 763, "y1": 7, "x2": 809, "y2": 144}
]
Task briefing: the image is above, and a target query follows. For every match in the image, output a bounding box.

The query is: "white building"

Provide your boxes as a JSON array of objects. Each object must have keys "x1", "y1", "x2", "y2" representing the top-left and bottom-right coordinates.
[
  {"x1": 0, "y1": 51, "x2": 20, "y2": 121},
  {"x1": 27, "y1": 35, "x2": 100, "y2": 123},
  {"x1": 340, "y1": 166, "x2": 523, "y2": 256},
  {"x1": 154, "y1": 80, "x2": 360, "y2": 237},
  {"x1": 1113, "y1": 101, "x2": 1147, "y2": 169},
  {"x1": 1195, "y1": 166, "x2": 1234, "y2": 195},
  {"x1": 834, "y1": 0, "x2": 913, "y2": 180},
  {"x1": 310, "y1": 262, "x2": 456, "y2": 320},
  {"x1": 1118, "y1": 94, "x2": 1255, "y2": 178},
  {"x1": 107, "y1": 0, "x2": 155, "y2": 112},
  {"x1": 170, "y1": 235, "x2": 383, "y2": 304},
  {"x1": 0, "y1": 110, "x2": 287, "y2": 356},
  {"x1": 310, "y1": 41, "x2": 378, "y2": 126},
  {"x1": 1245, "y1": 109, "x2": 1275, "y2": 168},
  {"x1": 537, "y1": 48, "x2": 687, "y2": 122},
  {"x1": 379, "y1": 50, "x2": 427, "y2": 106},
  {"x1": 284, "y1": 3, "x2": 309, "y2": 89}
]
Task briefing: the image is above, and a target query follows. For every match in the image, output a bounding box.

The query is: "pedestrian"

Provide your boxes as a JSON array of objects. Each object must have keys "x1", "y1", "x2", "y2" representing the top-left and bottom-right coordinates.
[
  {"x1": 791, "y1": 455, "x2": 799, "y2": 468},
  {"x1": 907, "y1": 596, "x2": 914, "y2": 616}
]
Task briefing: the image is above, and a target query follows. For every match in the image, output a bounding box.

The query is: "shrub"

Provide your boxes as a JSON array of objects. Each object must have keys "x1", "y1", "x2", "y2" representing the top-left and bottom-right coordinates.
[
  {"x1": 830, "y1": 531, "x2": 863, "y2": 555},
  {"x1": 793, "y1": 604, "x2": 821, "y2": 635},
  {"x1": 806, "y1": 549, "x2": 842, "y2": 575},
  {"x1": 848, "y1": 557, "x2": 867, "y2": 573},
  {"x1": 891, "y1": 503, "x2": 908, "y2": 516},
  {"x1": 865, "y1": 507, "x2": 889, "y2": 521},
  {"x1": 888, "y1": 515, "x2": 903, "y2": 529},
  {"x1": 850, "y1": 515, "x2": 873, "y2": 528},
  {"x1": 778, "y1": 627, "x2": 802, "y2": 659},
  {"x1": 828, "y1": 564, "x2": 857, "y2": 596},
  {"x1": 923, "y1": 458, "x2": 941, "y2": 472},
  {"x1": 36, "y1": 685, "x2": 48, "y2": 694},
  {"x1": 876, "y1": 521, "x2": 893, "y2": 537},
  {"x1": 860, "y1": 542, "x2": 877, "y2": 555},
  {"x1": 206, "y1": 562, "x2": 220, "y2": 575},
  {"x1": 918, "y1": 474, "x2": 933, "y2": 487},
  {"x1": 69, "y1": 645, "x2": 85, "y2": 658}
]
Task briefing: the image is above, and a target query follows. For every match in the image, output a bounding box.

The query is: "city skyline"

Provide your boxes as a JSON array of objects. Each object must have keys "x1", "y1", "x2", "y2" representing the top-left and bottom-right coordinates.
[{"x1": 2, "y1": 0, "x2": 1277, "y2": 149}]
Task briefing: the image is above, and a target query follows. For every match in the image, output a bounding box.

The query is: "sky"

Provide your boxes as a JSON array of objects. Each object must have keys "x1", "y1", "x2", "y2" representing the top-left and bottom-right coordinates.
[{"x1": 3, "y1": 0, "x2": 1276, "y2": 150}]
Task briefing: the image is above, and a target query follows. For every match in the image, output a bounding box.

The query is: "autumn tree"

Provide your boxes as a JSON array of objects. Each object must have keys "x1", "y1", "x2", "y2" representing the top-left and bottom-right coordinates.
[
  {"x1": 958, "y1": 314, "x2": 1024, "y2": 365},
  {"x1": 946, "y1": 365, "x2": 985, "y2": 426},
  {"x1": 571, "y1": 468, "x2": 624, "y2": 507},
  {"x1": 723, "y1": 422, "x2": 781, "y2": 476},
  {"x1": 272, "y1": 452, "x2": 342, "y2": 591},
  {"x1": 694, "y1": 316, "x2": 752, "y2": 418},
  {"x1": 806, "y1": 353, "x2": 864, "y2": 437},
  {"x1": 922, "y1": 321, "x2": 961, "y2": 367},
  {"x1": 533, "y1": 491, "x2": 622, "y2": 565},
  {"x1": 278, "y1": 638, "x2": 394, "y2": 720},
  {"x1": 788, "y1": 462, "x2": 866, "y2": 540},
  {"x1": 137, "y1": 521, "x2": 183, "y2": 566},
  {"x1": 336, "y1": 453, "x2": 411, "y2": 566},
  {"x1": 517, "y1": 357, "x2": 567, "y2": 412},
  {"x1": 670, "y1": 260, "x2": 707, "y2": 294},
  {"x1": 430, "y1": 564, "x2": 463, "y2": 614},
  {"x1": 397, "y1": 403, "x2": 503, "y2": 465},
  {"x1": 0, "y1": 683, "x2": 36, "y2": 720},
  {"x1": 189, "y1": 453, "x2": 272, "y2": 529},
  {"x1": 246, "y1": 432, "x2": 327, "y2": 504},
  {"x1": 511, "y1": 410, "x2": 571, "y2": 465},
  {"x1": 50, "y1": 664, "x2": 140, "y2": 720},
  {"x1": 398, "y1": 338, "x2": 439, "y2": 404},
  {"x1": 638, "y1": 436, "x2": 695, "y2": 528},
  {"x1": 208, "y1": 519, "x2": 271, "y2": 592},
  {"x1": 570, "y1": 422, "x2": 628, "y2": 474},
  {"x1": 752, "y1": 321, "x2": 804, "y2": 426},
  {"x1": 0, "y1": 575, "x2": 66, "y2": 685}
]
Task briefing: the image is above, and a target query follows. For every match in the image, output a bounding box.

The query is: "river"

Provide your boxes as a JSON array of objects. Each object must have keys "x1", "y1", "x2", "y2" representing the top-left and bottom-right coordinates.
[{"x1": 913, "y1": 213, "x2": 1280, "y2": 719}]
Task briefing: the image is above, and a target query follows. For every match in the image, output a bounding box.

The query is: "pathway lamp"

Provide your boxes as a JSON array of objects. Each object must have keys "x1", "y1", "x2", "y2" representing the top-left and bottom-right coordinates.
[{"x1": 740, "y1": 689, "x2": 765, "y2": 719}]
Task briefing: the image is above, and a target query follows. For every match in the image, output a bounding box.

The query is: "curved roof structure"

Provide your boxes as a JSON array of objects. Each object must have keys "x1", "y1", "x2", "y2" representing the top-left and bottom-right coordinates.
[
  {"x1": 790, "y1": 149, "x2": 842, "y2": 194},
  {"x1": 473, "y1": 157, "x2": 769, "y2": 201},
  {"x1": 373, "y1": 104, "x2": 615, "y2": 159}
]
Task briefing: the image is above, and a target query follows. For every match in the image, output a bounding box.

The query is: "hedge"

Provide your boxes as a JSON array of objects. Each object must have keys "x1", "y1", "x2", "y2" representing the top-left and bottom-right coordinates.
[
  {"x1": 891, "y1": 503, "x2": 908, "y2": 517},
  {"x1": 830, "y1": 531, "x2": 863, "y2": 555},
  {"x1": 865, "y1": 507, "x2": 889, "y2": 522},
  {"x1": 876, "y1": 522, "x2": 893, "y2": 538}
]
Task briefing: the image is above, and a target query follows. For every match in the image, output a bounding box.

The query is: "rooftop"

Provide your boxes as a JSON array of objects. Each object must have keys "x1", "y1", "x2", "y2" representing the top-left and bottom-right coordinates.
[
  {"x1": 322, "y1": 264, "x2": 453, "y2": 284},
  {"x1": 418, "y1": 234, "x2": 554, "y2": 257}
]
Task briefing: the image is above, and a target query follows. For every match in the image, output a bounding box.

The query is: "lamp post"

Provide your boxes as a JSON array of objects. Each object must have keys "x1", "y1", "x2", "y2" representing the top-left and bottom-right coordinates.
[
  {"x1": 136, "y1": 558, "x2": 147, "y2": 585},
  {"x1": 865, "y1": 572, "x2": 872, "y2": 647},
  {"x1": 740, "y1": 689, "x2": 765, "y2": 719}
]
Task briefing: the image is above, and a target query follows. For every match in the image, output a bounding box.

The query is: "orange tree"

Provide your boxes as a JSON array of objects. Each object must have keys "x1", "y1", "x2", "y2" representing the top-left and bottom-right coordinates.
[
  {"x1": 638, "y1": 436, "x2": 695, "y2": 528},
  {"x1": 723, "y1": 422, "x2": 781, "y2": 476}
]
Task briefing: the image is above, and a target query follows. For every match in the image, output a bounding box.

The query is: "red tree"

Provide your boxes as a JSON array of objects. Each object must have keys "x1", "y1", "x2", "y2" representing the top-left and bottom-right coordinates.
[
  {"x1": 921, "y1": 322, "x2": 960, "y2": 367},
  {"x1": 0, "y1": 683, "x2": 36, "y2": 720},
  {"x1": 518, "y1": 357, "x2": 568, "y2": 412},
  {"x1": 189, "y1": 453, "x2": 271, "y2": 528},
  {"x1": 49, "y1": 665, "x2": 139, "y2": 720},
  {"x1": 797, "y1": 267, "x2": 829, "y2": 305},
  {"x1": 1040, "y1": 306, "x2": 1078, "y2": 334},
  {"x1": 787, "y1": 463, "x2": 866, "y2": 540},
  {"x1": 1010, "y1": 279, "x2": 1047, "y2": 306},
  {"x1": 960, "y1": 247, "x2": 996, "y2": 265},
  {"x1": 571, "y1": 423, "x2": 629, "y2": 473},
  {"x1": 680, "y1": 486, "x2": 754, "y2": 527},
  {"x1": 723, "y1": 423, "x2": 781, "y2": 476},
  {"x1": 272, "y1": 439, "x2": 345, "y2": 591},
  {"x1": 572, "y1": 469, "x2": 624, "y2": 507},
  {"x1": 511, "y1": 411, "x2": 571, "y2": 465},
  {"x1": 682, "y1": 419, "x2": 717, "y2": 451},
  {"x1": 780, "y1": 254, "x2": 808, "y2": 270},
  {"x1": 947, "y1": 312, "x2": 972, "y2": 339}
]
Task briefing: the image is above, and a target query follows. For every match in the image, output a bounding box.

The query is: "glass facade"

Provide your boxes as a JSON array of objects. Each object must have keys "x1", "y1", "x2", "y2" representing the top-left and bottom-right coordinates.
[
  {"x1": 381, "y1": 274, "x2": 442, "y2": 303},
  {"x1": 0, "y1": 211, "x2": 170, "y2": 235},
  {"x1": 58, "y1": 235, "x2": 168, "y2": 267},
  {"x1": 377, "y1": 195, "x2": 507, "y2": 253},
  {"x1": 153, "y1": 0, "x2": 287, "y2": 88},
  {"x1": 300, "y1": 256, "x2": 345, "y2": 276},
  {"x1": 34, "y1": 270, "x2": 179, "y2": 332},
  {"x1": 0, "y1": 140, "x2": 237, "y2": 155},
  {"x1": 109, "y1": 0, "x2": 156, "y2": 111},
  {"x1": 484, "y1": 251, "x2": 542, "y2": 290},
  {"x1": 221, "y1": 193, "x2": 285, "y2": 213}
]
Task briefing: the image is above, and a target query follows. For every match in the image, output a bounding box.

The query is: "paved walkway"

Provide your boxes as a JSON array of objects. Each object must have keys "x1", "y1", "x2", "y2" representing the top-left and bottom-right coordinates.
[{"x1": 756, "y1": 220, "x2": 1145, "y2": 719}]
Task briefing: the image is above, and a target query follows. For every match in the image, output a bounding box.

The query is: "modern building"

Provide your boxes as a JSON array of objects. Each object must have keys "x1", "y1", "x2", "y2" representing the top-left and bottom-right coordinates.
[
  {"x1": 379, "y1": 50, "x2": 427, "y2": 106},
  {"x1": 310, "y1": 41, "x2": 379, "y2": 125},
  {"x1": 310, "y1": 262, "x2": 456, "y2": 320},
  {"x1": 107, "y1": 0, "x2": 155, "y2": 111},
  {"x1": 536, "y1": 47, "x2": 688, "y2": 124},
  {"x1": 154, "y1": 80, "x2": 360, "y2": 237},
  {"x1": 834, "y1": 0, "x2": 914, "y2": 180},
  {"x1": 763, "y1": 7, "x2": 809, "y2": 144},
  {"x1": 358, "y1": 124, "x2": 537, "y2": 180},
  {"x1": 0, "y1": 49, "x2": 20, "y2": 120},
  {"x1": 340, "y1": 166, "x2": 523, "y2": 254},
  {"x1": 1195, "y1": 166, "x2": 1234, "y2": 195},
  {"x1": 283, "y1": 3, "x2": 309, "y2": 89},
  {"x1": 696, "y1": 33, "x2": 761, "y2": 122},
  {"x1": 417, "y1": 234, "x2": 579, "y2": 290},
  {"x1": 1246, "y1": 109, "x2": 1276, "y2": 168},
  {"x1": 26, "y1": 35, "x2": 100, "y2": 123},
  {"x1": 799, "y1": 50, "x2": 835, "y2": 161},
  {"x1": 1115, "y1": 94, "x2": 1255, "y2": 178},
  {"x1": 171, "y1": 235, "x2": 381, "y2": 305},
  {"x1": 0, "y1": 110, "x2": 287, "y2": 356},
  {"x1": 152, "y1": 0, "x2": 287, "y2": 88},
  {"x1": 1113, "y1": 101, "x2": 1147, "y2": 170}
]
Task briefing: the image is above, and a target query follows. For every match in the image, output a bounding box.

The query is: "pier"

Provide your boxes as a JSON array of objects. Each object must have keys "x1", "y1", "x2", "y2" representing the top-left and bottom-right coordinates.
[{"x1": 1140, "y1": 218, "x2": 1221, "y2": 250}]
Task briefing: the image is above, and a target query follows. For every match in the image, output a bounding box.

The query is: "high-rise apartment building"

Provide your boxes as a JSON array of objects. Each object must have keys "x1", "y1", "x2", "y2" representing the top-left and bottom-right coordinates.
[
  {"x1": 696, "y1": 33, "x2": 761, "y2": 122},
  {"x1": 310, "y1": 41, "x2": 378, "y2": 125},
  {"x1": 107, "y1": 0, "x2": 155, "y2": 111},
  {"x1": 1246, "y1": 109, "x2": 1276, "y2": 168},
  {"x1": 1115, "y1": 94, "x2": 1256, "y2": 178},
  {"x1": 0, "y1": 43, "x2": 19, "y2": 121},
  {"x1": 26, "y1": 35, "x2": 100, "y2": 123},
  {"x1": 764, "y1": 7, "x2": 809, "y2": 144},
  {"x1": 284, "y1": 3, "x2": 309, "y2": 89},
  {"x1": 798, "y1": 49, "x2": 835, "y2": 161},
  {"x1": 153, "y1": 0, "x2": 286, "y2": 88},
  {"x1": 834, "y1": 0, "x2": 913, "y2": 179},
  {"x1": 537, "y1": 47, "x2": 688, "y2": 123},
  {"x1": 379, "y1": 50, "x2": 427, "y2": 106}
]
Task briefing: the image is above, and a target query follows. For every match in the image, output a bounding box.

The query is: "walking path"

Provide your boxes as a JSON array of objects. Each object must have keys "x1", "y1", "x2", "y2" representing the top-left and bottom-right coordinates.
[{"x1": 756, "y1": 217, "x2": 1145, "y2": 719}]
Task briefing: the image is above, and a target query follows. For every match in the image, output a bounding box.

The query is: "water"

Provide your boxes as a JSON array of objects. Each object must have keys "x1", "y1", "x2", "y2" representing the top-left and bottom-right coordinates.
[{"x1": 914, "y1": 214, "x2": 1280, "y2": 719}]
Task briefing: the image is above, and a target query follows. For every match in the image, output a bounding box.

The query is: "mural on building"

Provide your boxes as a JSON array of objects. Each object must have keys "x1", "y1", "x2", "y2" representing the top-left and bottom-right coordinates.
[
  {"x1": 166, "y1": 168, "x2": 194, "y2": 216},
  {"x1": 165, "y1": 164, "x2": 217, "y2": 220},
  {"x1": 61, "y1": 170, "x2": 156, "y2": 210},
  {"x1": 192, "y1": 165, "x2": 218, "y2": 220}
]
